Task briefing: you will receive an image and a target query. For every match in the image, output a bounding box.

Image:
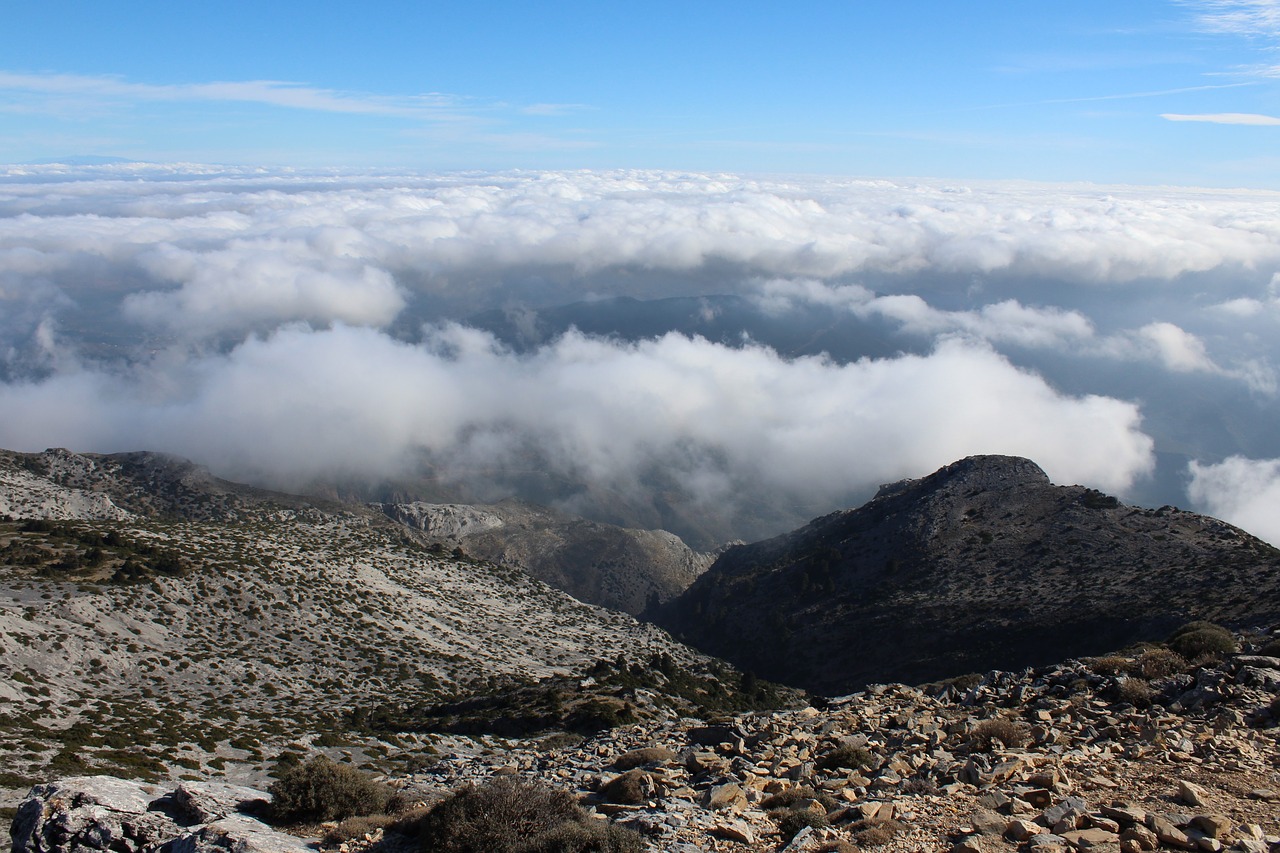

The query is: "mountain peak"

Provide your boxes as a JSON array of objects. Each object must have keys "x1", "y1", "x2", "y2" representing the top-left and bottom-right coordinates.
[{"x1": 874, "y1": 454, "x2": 1051, "y2": 501}]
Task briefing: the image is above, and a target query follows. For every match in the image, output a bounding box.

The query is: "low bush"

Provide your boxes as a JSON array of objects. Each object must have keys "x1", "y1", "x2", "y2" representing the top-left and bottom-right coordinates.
[
  {"x1": 970, "y1": 718, "x2": 1030, "y2": 751},
  {"x1": 1137, "y1": 648, "x2": 1188, "y2": 679},
  {"x1": 612, "y1": 746, "x2": 675, "y2": 771},
  {"x1": 599, "y1": 769, "x2": 654, "y2": 805},
  {"x1": 1168, "y1": 623, "x2": 1236, "y2": 659},
  {"x1": 405, "y1": 776, "x2": 641, "y2": 853},
  {"x1": 760, "y1": 786, "x2": 837, "y2": 812},
  {"x1": 817, "y1": 743, "x2": 874, "y2": 772},
  {"x1": 770, "y1": 808, "x2": 829, "y2": 843},
  {"x1": 849, "y1": 818, "x2": 906, "y2": 847},
  {"x1": 268, "y1": 755, "x2": 392, "y2": 824},
  {"x1": 1088, "y1": 656, "x2": 1136, "y2": 677},
  {"x1": 1115, "y1": 678, "x2": 1154, "y2": 708}
]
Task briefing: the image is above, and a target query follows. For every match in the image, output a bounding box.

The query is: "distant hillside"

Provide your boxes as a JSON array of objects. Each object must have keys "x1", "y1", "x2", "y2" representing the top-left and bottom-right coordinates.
[
  {"x1": 658, "y1": 455, "x2": 1280, "y2": 695},
  {"x1": 380, "y1": 500, "x2": 715, "y2": 615},
  {"x1": 0, "y1": 448, "x2": 708, "y2": 792}
]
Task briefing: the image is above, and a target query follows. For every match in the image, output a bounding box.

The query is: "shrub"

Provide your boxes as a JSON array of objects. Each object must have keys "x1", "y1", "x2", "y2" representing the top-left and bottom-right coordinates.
[
  {"x1": 970, "y1": 718, "x2": 1030, "y2": 752},
  {"x1": 407, "y1": 777, "x2": 637, "y2": 853},
  {"x1": 1258, "y1": 638, "x2": 1280, "y2": 657},
  {"x1": 1115, "y1": 678, "x2": 1154, "y2": 708},
  {"x1": 850, "y1": 819, "x2": 906, "y2": 847},
  {"x1": 268, "y1": 755, "x2": 392, "y2": 824},
  {"x1": 519, "y1": 820, "x2": 645, "y2": 853},
  {"x1": 1168, "y1": 624, "x2": 1236, "y2": 659},
  {"x1": 322, "y1": 815, "x2": 393, "y2": 846},
  {"x1": 1169, "y1": 620, "x2": 1228, "y2": 640},
  {"x1": 600, "y1": 769, "x2": 655, "y2": 805},
  {"x1": 770, "y1": 808, "x2": 829, "y2": 842},
  {"x1": 817, "y1": 743, "x2": 874, "y2": 772},
  {"x1": 1089, "y1": 656, "x2": 1136, "y2": 677},
  {"x1": 1137, "y1": 649, "x2": 1189, "y2": 679},
  {"x1": 613, "y1": 746, "x2": 675, "y2": 771},
  {"x1": 760, "y1": 786, "x2": 837, "y2": 812}
]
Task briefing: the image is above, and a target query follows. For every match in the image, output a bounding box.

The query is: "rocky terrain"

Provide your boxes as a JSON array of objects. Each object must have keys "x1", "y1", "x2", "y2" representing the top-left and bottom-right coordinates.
[
  {"x1": 658, "y1": 456, "x2": 1280, "y2": 695},
  {"x1": 380, "y1": 500, "x2": 715, "y2": 615},
  {"x1": 0, "y1": 449, "x2": 732, "y2": 823},
  {"x1": 11, "y1": 629, "x2": 1280, "y2": 853}
]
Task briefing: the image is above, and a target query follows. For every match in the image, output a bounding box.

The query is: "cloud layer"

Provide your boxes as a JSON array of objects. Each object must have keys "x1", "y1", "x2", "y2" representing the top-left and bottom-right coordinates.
[{"x1": 2, "y1": 165, "x2": 1279, "y2": 543}]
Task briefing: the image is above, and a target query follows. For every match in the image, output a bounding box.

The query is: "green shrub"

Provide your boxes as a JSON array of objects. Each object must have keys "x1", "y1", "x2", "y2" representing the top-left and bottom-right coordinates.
[
  {"x1": 770, "y1": 808, "x2": 829, "y2": 842},
  {"x1": 1115, "y1": 678, "x2": 1154, "y2": 708},
  {"x1": 1168, "y1": 624, "x2": 1236, "y2": 659},
  {"x1": 970, "y1": 718, "x2": 1030, "y2": 751},
  {"x1": 817, "y1": 743, "x2": 874, "y2": 772},
  {"x1": 407, "y1": 777, "x2": 634, "y2": 853},
  {"x1": 268, "y1": 755, "x2": 392, "y2": 824},
  {"x1": 1088, "y1": 656, "x2": 1136, "y2": 677},
  {"x1": 519, "y1": 820, "x2": 645, "y2": 853},
  {"x1": 613, "y1": 746, "x2": 675, "y2": 771},
  {"x1": 1169, "y1": 620, "x2": 1228, "y2": 640},
  {"x1": 760, "y1": 786, "x2": 837, "y2": 812},
  {"x1": 850, "y1": 819, "x2": 906, "y2": 847},
  {"x1": 599, "y1": 769, "x2": 654, "y2": 805},
  {"x1": 1137, "y1": 648, "x2": 1188, "y2": 679}
]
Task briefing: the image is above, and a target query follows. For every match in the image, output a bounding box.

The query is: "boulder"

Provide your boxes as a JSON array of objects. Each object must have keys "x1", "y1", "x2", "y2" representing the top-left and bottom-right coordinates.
[{"x1": 10, "y1": 776, "x2": 310, "y2": 853}]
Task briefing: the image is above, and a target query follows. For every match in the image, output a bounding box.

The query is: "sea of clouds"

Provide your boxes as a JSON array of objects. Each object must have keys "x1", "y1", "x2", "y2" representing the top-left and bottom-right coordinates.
[{"x1": 2, "y1": 164, "x2": 1278, "y2": 544}]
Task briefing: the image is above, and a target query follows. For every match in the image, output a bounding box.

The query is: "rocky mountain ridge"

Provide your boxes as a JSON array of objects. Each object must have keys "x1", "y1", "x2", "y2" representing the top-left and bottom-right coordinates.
[
  {"x1": 380, "y1": 500, "x2": 715, "y2": 614},
  {"x1": 0, "y1": 448, "x2": 721, "y2": 813},
  {"x1": 659, "y1": 455, "x2": 1280, "y2": 695}
]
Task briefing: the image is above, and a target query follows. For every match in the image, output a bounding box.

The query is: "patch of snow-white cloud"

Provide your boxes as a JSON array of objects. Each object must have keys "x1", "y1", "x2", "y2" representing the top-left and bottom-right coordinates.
[
  {"x1": 1188, "y1": 455, "x2": 1280, "y2": 546},
  {"x1": 0, "y1": 324, "x2": 1155, "y2": 513}
]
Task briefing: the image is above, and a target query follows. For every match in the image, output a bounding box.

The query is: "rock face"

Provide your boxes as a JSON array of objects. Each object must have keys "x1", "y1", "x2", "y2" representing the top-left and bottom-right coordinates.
[
  {"x1": 10, "y1": 777, "x2": 306, "y2": 853},
  {"x1": 382, "y1": 500, "x2": 715, "y2": 614},
  {"x1": 658, "y1": 455, "x2": 1280, "y2": 694}
]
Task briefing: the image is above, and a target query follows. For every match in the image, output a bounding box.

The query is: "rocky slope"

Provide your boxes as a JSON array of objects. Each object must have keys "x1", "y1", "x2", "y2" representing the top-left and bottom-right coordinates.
[
  {"x1": 0, "y1": 449, "x2": 719, "y2": 812},
  {"x1": 380, "y1": 500, "x2": 715, "y2": 615},
  {"x1": 13, "y1": 629, "x2": 1280, "y2": 853},
  {"x1": 658, "y1": 456, "x2": 1280, "y2": 695}
]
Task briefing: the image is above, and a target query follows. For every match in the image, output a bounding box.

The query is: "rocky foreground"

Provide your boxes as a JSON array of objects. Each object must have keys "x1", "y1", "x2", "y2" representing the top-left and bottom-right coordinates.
[{"x1": 11, "y1": 632, "x2": 1280, "y2": 853}]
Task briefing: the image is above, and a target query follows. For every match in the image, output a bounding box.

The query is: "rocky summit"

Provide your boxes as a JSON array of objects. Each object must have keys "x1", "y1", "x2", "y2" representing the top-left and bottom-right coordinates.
[
  {"x1": 10, "y1": 631, "x2": 1280, "y2": 853},
  {"x1": 658, "y1": 455, "x2": 1280, "y2": 696}
]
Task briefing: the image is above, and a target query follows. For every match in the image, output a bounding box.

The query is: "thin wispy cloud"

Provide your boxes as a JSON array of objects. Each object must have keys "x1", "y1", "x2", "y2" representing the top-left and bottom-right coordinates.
[
  {"x1": 1188, "y1": 0, "x2": 1280, "y2": 37},
  {"x1": 1162, "y1": 111, "x2": 1280, "y2": 123},
  {"x1": 0, "y1": 71, "x2": 493, "y2": 121}
]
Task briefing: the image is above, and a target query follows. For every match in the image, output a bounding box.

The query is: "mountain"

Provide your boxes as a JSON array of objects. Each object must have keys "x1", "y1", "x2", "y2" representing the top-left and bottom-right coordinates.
[
  {"x1": 379, "y1": 500, "x2": 715, "y2": 615},
  {"x1": 0, "y1": 448, "x2": 724, "y2": 797},
  {"x1": 657, "y1": 455, "x2": 1280, "y2": 695}
]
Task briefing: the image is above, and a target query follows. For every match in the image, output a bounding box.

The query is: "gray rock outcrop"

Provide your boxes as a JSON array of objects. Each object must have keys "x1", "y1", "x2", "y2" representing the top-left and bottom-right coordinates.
[{"x1": 10, "y1": 776, "x2": 307, "y2": 853}]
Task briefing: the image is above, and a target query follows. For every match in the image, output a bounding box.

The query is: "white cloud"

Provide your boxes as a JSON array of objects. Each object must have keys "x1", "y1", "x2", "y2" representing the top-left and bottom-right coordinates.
[
  {"x1": 0, "y1": 325, "x2": 1155, "y2": 519},
  {"x1": 122, "y1": 243, "x2": 406, "y2": 335},
  {"x1": 2, "y1": 165, "x2": 1279, "y2": 535},
  {"x1": 1132, "y1": 321, "x2": 1220, "y2": 373},
  {"x1": 1162, "y1": 112, "x2": 1280, "y2": 125},
  {"x1": 1188, "y1": 455, "x2": 1280, "y2": 546}
]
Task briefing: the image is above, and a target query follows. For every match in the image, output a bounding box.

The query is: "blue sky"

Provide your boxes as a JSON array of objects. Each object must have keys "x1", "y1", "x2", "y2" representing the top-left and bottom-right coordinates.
[{"x1": 3, "y1": 0, "x2": 1280, "y2": 184}]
